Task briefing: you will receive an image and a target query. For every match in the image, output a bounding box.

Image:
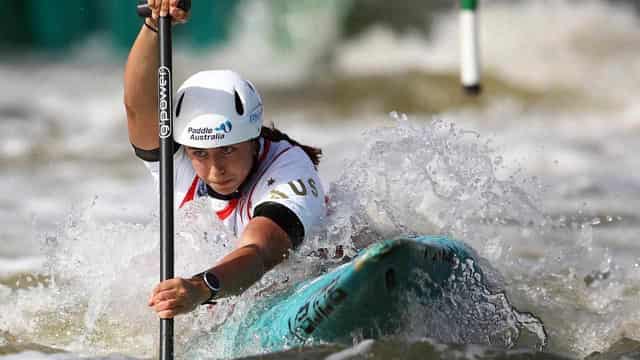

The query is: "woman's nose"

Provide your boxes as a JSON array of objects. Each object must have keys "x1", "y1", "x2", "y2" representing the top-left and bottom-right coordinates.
[{"x1": 209, "y1": 159, "x2": 226, "y2": 176}]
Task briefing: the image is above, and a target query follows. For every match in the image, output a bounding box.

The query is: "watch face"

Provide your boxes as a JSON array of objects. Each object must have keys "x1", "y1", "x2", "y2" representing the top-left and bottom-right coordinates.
[{"x1": 203, "y1": 271, "x2": 220, "y2": 292}]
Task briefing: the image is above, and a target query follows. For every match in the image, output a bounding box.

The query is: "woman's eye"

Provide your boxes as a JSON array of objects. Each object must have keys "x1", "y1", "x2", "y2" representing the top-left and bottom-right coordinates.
[
  {"x1": 222, "y1": 147, "x2": 235, "y2": 155},
  {"x1": 193, "y1": 150, "x2": 208, "y2": 158}
]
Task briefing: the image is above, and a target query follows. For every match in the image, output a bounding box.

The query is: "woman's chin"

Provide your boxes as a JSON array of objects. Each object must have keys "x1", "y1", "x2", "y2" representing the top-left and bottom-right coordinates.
[{"x1": 210, "y1": 183, "x2": 236, "y2": 195}]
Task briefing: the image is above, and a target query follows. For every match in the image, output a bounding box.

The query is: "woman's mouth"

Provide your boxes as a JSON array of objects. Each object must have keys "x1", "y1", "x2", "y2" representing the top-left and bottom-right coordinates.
[{"x1": 212, "y1": 179, "x2": 233, "y2": 187}]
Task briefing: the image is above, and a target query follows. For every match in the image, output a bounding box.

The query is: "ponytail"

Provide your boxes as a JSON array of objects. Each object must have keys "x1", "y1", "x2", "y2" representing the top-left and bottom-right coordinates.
[{"x1": 260, "y1": 126, "x2": 322, "y2": 167}]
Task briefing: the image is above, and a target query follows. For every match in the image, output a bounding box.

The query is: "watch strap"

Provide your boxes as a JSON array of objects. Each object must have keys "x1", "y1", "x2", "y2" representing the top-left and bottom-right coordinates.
[{"x1": 192, "y1": 271, "x2": 219, "y2": 305}]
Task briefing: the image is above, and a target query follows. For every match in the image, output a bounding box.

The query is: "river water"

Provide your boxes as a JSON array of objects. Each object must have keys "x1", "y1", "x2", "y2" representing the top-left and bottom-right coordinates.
[{"x1": 1, "y1": 0, "x2": 639, "y2": 359}]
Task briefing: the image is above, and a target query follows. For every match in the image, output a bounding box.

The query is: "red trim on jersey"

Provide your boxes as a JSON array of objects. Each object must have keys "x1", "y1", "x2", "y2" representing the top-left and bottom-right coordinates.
[
  {"x1": 245, "y1": 146, "x2": 294, "y2": 220},
  {"x1": 179, "y1": 175, "x2": 200, "y2": 208},
  {"x1": 178, "y1": 139, "x2": 274, "y2": 219},
  {"x1": 216, "y1": 198, "x2": 239, "y2": 220}
]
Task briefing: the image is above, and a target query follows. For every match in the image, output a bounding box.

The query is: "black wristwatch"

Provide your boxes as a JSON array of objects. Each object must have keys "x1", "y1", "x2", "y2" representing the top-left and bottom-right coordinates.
[{"x1": 193, "y1": 271, "x2": 221, "y2": 305}]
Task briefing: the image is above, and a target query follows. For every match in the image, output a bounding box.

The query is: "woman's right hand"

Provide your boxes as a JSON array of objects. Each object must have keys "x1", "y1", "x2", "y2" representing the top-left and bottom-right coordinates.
[{"x1": 146, "y1": 0, "x2": 190, "y2": 24}]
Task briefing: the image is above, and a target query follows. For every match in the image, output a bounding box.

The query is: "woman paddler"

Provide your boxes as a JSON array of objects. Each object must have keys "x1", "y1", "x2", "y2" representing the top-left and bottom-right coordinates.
[{"x1": 124, "y1": 0, "x2": 326, "y2": 319}]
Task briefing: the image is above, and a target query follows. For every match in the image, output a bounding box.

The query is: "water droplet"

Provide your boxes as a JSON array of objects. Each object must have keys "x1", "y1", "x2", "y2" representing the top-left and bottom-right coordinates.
[{"x1": 591, "y1": 217, "x2": 601, "y2": 225}]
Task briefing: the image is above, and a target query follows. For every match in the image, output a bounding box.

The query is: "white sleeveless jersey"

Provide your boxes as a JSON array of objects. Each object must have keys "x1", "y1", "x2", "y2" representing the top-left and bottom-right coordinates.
[{"x1": 142, "y1": 138, "x2": 326, "y2": 241}]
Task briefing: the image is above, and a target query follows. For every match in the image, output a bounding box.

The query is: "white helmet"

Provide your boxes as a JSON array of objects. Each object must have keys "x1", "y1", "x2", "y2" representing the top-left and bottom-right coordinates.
[{"x1": 173, "y1": 70, "x2": 263, "y2": 148}]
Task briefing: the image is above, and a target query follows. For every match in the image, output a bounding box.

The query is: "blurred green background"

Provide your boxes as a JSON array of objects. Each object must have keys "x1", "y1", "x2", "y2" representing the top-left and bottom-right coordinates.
[
  {"x1": 0, "y1": 0, "x2": 240, "y2": 52},
  {"x1": 0, "y1": 0, "x2": 463, "y2": 54},
  {"x1": 1, "y1": 0, "x2": 638, "y2": 54}
]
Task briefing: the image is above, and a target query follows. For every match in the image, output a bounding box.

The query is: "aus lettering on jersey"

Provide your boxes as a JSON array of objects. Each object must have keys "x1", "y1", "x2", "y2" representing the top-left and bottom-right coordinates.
[{"x1": 268, "y1": 178, "x2": 319, "y2": 200}]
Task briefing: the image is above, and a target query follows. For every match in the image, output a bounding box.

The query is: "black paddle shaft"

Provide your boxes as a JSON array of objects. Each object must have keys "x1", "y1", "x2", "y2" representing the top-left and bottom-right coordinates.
[
  {"x1": 158, "y1": 16, "x2": 174, "y2": 360},
  {"x1": 135, "y1": 1, "x2": 190, "y2": 360}
]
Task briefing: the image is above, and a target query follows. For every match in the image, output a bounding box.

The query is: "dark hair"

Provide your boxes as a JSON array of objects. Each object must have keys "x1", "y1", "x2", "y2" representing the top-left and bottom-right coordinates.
[{"x1": 260, "y1": 126, "x2": 322, "y2": 167}]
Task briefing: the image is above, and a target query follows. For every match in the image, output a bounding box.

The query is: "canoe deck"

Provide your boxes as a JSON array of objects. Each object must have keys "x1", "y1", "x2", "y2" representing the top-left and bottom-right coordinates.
[{"x1": 232, "y1": 235, "x2": 480, "y2": 351}]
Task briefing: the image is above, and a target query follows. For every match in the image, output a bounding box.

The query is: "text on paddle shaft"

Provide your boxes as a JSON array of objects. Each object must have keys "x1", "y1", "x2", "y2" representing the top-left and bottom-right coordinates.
[{"x1": 158, "y1": 66, "x2": 172, "y2": 139}]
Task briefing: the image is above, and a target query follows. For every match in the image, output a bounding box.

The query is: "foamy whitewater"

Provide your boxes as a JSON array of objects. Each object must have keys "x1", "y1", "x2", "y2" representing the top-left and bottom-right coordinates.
[{"x1": 1, "y1": 0, "x2": 639, "y2": 359}]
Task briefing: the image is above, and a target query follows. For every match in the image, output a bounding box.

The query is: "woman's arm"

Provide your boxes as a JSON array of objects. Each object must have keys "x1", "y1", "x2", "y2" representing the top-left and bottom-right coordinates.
[
  {"x1": 148, "y1": 217, "x2": 293, "y2": 318},
  {"x1": 209, "y1": 216, "x2": 294, "y2": 298},
  {"x1": 123, "y1": 0, "x2": 188, "y2": 150},
  {"x1": 124, "y1": 23, "x2": 160, "y2": 150}
]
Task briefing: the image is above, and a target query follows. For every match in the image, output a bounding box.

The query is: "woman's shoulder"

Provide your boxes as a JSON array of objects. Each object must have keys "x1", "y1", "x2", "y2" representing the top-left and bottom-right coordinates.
[{"x1": 262, "y1": 139, "x2": 316, "y2": 171}]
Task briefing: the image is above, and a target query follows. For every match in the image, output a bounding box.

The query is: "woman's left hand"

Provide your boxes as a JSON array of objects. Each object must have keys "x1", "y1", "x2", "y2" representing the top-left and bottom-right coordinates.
[{"x1": 148, "y1": 277, "x2": 210, "y2": 318}]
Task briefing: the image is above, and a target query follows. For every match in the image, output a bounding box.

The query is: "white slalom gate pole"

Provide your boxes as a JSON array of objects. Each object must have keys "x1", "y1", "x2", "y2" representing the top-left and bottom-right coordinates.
[{"x1": 460, "y1": 0, "x2": 482, "y2": 95}]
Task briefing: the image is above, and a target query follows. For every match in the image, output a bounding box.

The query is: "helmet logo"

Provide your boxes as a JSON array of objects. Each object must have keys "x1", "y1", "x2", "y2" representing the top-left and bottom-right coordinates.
[
  {"x1": 214, "y1": 120, "x2": 233, "y2": 133},
  {"x1": 188, "y1": 126, "x2": 225, "y2": 141},
  {"x1": 249, "y1": 106, "x2": 262, "y2": 124}
]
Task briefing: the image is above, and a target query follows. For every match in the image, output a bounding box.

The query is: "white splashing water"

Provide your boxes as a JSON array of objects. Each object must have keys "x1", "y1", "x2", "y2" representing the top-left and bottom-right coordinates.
[{"x1": 1, "y1": 113, "x2": 557, "y2": 359}]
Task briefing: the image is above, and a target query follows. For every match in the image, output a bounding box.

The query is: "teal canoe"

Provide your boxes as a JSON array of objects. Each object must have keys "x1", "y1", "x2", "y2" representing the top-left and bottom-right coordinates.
[{"x1": 228, "y1": 235, "x2": 482, "y2": 352}]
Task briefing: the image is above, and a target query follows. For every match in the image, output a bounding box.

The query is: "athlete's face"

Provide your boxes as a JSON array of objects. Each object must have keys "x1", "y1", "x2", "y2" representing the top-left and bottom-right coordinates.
[{"x1": 185, "y1": 141, "x2": 257, "y2": 195}]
